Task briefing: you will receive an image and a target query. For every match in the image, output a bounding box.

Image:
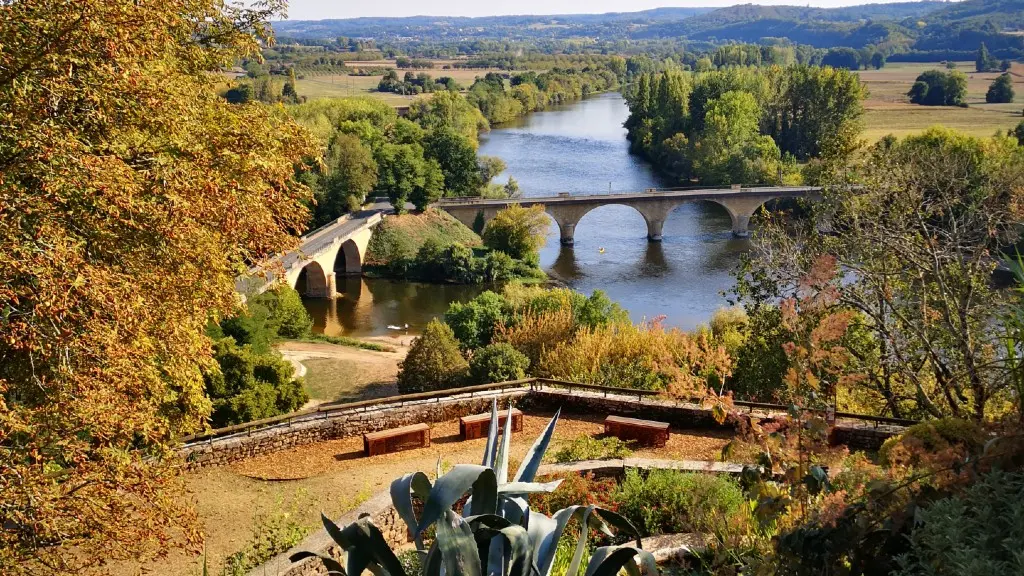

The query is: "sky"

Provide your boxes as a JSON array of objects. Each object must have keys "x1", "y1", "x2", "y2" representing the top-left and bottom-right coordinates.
[{"x1": 283, "y1": 0, "x2": 923, "y2": 20}]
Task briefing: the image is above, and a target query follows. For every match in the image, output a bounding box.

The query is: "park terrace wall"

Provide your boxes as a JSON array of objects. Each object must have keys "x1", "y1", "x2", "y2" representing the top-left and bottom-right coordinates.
[{"x1": 180, "y1": 379, "x2": 912, "y2": 469}]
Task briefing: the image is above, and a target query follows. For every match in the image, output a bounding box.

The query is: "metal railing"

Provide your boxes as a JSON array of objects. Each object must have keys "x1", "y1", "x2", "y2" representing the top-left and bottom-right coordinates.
[{"x1": 181, "y1": 377, "x2": 918, "y2": 447}]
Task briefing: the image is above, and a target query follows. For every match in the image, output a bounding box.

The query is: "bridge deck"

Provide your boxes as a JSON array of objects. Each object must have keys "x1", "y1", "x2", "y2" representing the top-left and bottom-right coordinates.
[{"x1": 435, "y1": 185, "x2": 820, "y2": 208}]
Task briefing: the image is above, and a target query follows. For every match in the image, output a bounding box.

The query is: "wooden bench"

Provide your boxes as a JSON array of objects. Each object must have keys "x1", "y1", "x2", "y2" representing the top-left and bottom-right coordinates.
[
  {"x1": 460, "y1": 409, "x2": 523, "y2": 440},
  {"x1": 364, "y1": 423, "x2": 431, "y2": 456},
  {"x1": 604, "y1": 415, "x2": 670, "y2": 448}
]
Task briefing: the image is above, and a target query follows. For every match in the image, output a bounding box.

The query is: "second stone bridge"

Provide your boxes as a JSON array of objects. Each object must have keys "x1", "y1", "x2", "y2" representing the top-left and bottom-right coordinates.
[{"x1": 436, "y1": 185, "x2": 821, "y2": 244}]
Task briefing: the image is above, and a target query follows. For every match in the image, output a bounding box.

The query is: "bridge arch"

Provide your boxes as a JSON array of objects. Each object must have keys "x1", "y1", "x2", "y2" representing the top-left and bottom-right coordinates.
[
  {"x1": 334, "y1": 239, "x2": 363, "y2": 276},
  {"x1": 546, "y1": 202, "x2": 672, "y2": 245},
  {"x1": 294, "y1": 261, "x2": 331, "y2": 298},
  {"x1": 706, "y1": 196, "x2": 780, "y2": 238}
]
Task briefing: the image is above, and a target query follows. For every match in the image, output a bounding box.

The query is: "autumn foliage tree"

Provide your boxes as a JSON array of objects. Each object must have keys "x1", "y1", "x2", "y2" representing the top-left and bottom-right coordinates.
[{"x1": 0, "y1": 0, "x2": 318, "y2": 573}]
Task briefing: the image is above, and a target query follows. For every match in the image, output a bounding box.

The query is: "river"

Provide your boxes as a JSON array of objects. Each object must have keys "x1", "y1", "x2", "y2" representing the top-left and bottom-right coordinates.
[{"x1": 307, "y1": 92, "x2": 748, "y2": 338}]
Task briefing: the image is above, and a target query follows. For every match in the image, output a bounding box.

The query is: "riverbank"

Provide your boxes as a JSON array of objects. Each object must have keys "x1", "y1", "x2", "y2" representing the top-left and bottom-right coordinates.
[{"x1": 279, "y1": 339, "x2": 409, "y2": 407}]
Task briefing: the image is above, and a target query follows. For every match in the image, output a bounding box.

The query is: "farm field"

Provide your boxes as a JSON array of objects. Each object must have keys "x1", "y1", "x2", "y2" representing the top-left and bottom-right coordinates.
[
  {"x1": 294, "y1": 65, "x2": 509, "y2": 103},
  {"x1": 858, "y1": 61, "x2": 1023, "y2": 141}
]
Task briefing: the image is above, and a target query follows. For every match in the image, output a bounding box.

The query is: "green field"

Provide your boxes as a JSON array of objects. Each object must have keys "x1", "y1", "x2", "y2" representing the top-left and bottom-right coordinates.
[
  {"x1": 859, "y1": 61, "x2": 1023, "y2": 141},
  {"x1": 294, "y1": 67, "x2": 507, "y2": 104}
]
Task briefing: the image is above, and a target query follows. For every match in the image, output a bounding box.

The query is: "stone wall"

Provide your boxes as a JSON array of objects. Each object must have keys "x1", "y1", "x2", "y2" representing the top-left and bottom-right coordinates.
[
  {"x1": 184, "y1": 384, "x2": 903, "y2": 470},
  {"x1": 182, "y1": 388, "x2": 529, "y2": 468},
  {"x1": 523, "y1": 386, "x2": 900, "y2": 451}
]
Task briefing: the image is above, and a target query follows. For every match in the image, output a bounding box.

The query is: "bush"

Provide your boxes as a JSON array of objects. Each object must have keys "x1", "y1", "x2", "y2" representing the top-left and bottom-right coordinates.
[
  {"x1": 446, "y1": 290, "x2": 509, "y2": 350},
  {"x1": 549, "y1": 435, "x2": 634, "y2": 463},
  {"x1": 894, "y1": 469, "x2": 1024, "y2": 576},
  {"x1": 468, "y1": 342, "x2": 530, "y2": 383},
  {"x1": 205, "y1": 337, "x2": 308, "y2": 427},
  {"x1": 878, "y1": 418, "x2": 986, "y2": 468},
  {"x1": 256, "y1": 285, "x2": 312, "y2": 339},
  {"x1": 614, "y1": 469, "x2": 746, "y2": 536},
  {"x1": 396, "y1": 319, "x2": 469, "y2": 393},
  {"x1": 528, "y1": 472, "x2": 618, "y2": 516}
]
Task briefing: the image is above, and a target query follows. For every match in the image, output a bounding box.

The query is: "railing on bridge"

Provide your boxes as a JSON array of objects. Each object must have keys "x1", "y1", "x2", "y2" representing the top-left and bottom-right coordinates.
[{"x1": 435, "y1": 185, "x2": 819, "y2": 204}]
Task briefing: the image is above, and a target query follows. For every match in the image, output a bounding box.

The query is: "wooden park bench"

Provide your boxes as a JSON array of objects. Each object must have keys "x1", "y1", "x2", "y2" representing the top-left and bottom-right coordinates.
[
  {"x1": 364, "y1": 423, "x2": 431, "y2": 456},
  {"x1": 604, "y1": 415, "x2": 670, "y2": 448},
  {"x1": 460, "y1": 408, "x2": 523, "y2": 440}
]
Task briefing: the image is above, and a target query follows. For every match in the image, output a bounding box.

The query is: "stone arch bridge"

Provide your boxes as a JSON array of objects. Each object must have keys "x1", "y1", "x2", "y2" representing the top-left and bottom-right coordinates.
[
  {"x1": 436, "y1": 186, "x2": 821, "y2": 244},
  {"x1": 237, "y1": 210, "x2": 383, "y2": 299}
]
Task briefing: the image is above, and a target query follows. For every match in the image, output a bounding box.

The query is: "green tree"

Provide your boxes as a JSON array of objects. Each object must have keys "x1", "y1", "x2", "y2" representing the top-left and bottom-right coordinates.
[
  {"x1": 482, "y1": 204, "x2": 550, "y2": 262},
  {"x1": 908, "y1": 70, "x2": 966, "y2": 106},
  {"x1": 424, "y1": 127, "x2": 480, "y2": 196},
  {"x1": 821, "y1": 47, "x2": 861, "y2": 70},
  {"x1": 377, "y1": 143, "x2": 429, "y2": 213},
  {"x1": 986, "y1": 73, "x2": 1015, "y2": 104},
  {"x1": 257, "y1": 285, "x2": 312, "y2": 339},
  {"x1": 396, "y1": 319, "x2": 469, "y2": 393},
  {"x1": 691, "y1": 91, "x2": 782, "y2": 185},
  {"x1": 408, "y1": 90, "x2": 489, "y2": 145},
  {"x1": 411, "y1": 158, "x2": 445, "y2": 211},
  {"x1": 976, "y1": 42, "x2": 995, "y2": 72},
  {"x1": 870, "y1": 52, "x2": 886, "y2": 70},
  {"x1": 469, "y1": 342, "x2": 530, "y2": 383},
  {"x1": 314, "y1": 133, "x2": 378, "y2": 225},
  {"x1": 1015, "y1": 120, "x2": 1024, "y2": 145}
]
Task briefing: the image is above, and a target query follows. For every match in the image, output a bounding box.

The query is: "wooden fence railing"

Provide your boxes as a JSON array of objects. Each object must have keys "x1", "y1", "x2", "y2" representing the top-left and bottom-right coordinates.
[{"x1": 180, "y1": 377, "x2": 918, "y2": 446}]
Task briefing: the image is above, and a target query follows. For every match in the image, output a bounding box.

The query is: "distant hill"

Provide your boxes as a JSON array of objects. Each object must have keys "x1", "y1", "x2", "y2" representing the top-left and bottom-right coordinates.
[{"x1": 274, "y1": 0, "x2": 1024, "y2": 55}]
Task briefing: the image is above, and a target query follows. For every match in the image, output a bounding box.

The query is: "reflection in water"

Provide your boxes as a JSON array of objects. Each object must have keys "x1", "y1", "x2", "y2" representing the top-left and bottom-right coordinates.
[
  {"x1": 304, "y1": 277, "x2": 486, "y2": 338},
  {"x1": 305, "y1": 92, "x2": 752, "y2": 334}
]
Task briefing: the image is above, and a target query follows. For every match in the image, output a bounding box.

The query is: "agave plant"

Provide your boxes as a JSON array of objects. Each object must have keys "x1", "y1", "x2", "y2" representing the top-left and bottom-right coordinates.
[{"x1": 291, "y1": 401, "x2": 656, "y2": 576}]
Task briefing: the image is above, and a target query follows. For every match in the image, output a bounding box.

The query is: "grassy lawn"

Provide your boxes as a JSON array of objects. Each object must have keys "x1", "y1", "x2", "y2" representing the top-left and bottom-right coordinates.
[
  {"x1": 859, "y1": 61, "x2": 1023, "y2": 141},
  {"x1": 302, "y1": 356, "x2": 399, "y2": 404}
]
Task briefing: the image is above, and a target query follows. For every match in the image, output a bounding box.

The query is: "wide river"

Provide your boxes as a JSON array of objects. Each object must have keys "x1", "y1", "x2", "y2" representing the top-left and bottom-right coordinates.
[{"x1": 305, "y1": 92, "x2": 749, "y2": 337}]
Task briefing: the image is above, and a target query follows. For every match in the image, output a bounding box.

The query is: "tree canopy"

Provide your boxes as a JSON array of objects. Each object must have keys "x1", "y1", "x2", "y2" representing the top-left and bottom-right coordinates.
[{"x1": 0, "y1": 0, "x2": 318, "y2": 572}]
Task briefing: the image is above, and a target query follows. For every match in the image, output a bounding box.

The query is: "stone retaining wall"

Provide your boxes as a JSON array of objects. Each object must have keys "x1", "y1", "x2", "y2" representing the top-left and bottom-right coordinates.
[
  {"x1": 523, "y1": 387, "x2": 902, "y2": 450},
  {"x1": 184, "y1": 386, "x2": 902, "y2": 469},
  {"x1": 182, "y1": 388, "x2": 529, "y2": 468}
]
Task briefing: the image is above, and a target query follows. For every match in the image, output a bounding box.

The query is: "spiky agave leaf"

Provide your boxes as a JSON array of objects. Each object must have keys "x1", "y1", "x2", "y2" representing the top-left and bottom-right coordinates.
[
  {"x1": 584, "y1": 546, "x2": 657, "y2": 576},
  {"x1": 436, "y1": 510, "x2": 483, "y2": 576},
  {"x1": 418, "y1": 465, "x2": 497, "y2": 534},
  {"x1": 391, "y1": 471, "x2": 433, "y2": 550},
  {"x1": 513, "y1": 409, "x2": 561, "y2": 483},
  {"x1": 482, "y1": 399, "x2": 500, "y2": 468},
  {"x1": 317, "y1": 513, "x2": 407, "y2": 576},
  {"x1": 494, "y1": 405, "x2": 515, "y2": 484}
]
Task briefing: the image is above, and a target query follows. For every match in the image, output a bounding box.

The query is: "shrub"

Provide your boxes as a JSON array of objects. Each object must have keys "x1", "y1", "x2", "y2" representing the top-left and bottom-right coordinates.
[
  {"x1": 396, "y1": 319, "x2": 469, "y2": 393},
  {"x1": 528, "y1": 472, "x2": 618, "y2": 516},
  {"x1": 550, "y1": 435, "x2": 634, "y2": 463},
  {"x1": 614, "y1": 469, "x2": 746, "y2": 536},
  {"x1": 469, "y1": 342, "x2": 530, "y2": 383},
  {"x1": 205, "y1": 337, "x2": 308, "y2": 427},
  {"x1": 445, "y1": 290, "x2": 509, "y2": 350},
  {"x1": 709, "y1": 306, "x2": 748, "y2": 357},
  {"x1": 878, "y1": 418, "x2": 986, "y2": 468},
  {"x1": 221, "y1": 497, "x2": 308, "y2": 576},
  {"x1": 539, "y1": 320, "x2": 732, "y2": 394},
  {"x1": 894, "y1": 469, "x2": 1024, "y2": 576},
  {"x1": 257, "y1": 285, "x2": 312, "y2": 339}
]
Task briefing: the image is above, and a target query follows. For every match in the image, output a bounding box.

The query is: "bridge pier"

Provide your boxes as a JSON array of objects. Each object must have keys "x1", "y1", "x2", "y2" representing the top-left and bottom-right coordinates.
[
  {"x1": 731, "y1": 214, "x2": 751, "y2": 238},
  {"x1": 558, "y1": 222, "x2": 576, "y2": 246},
  {"x1": 645, "y1": 218, "x2": 665, "y2": 242}
]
